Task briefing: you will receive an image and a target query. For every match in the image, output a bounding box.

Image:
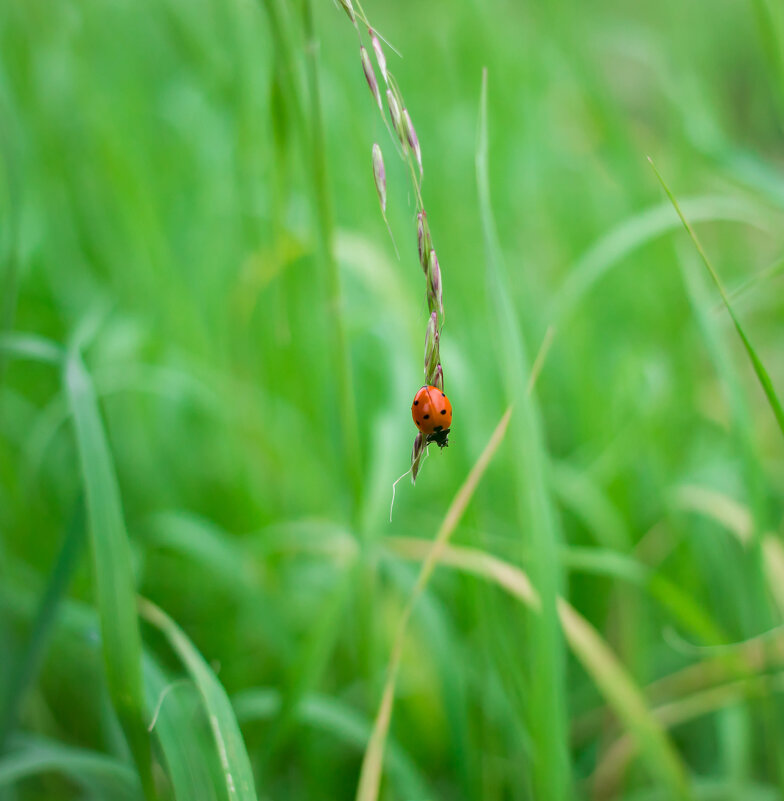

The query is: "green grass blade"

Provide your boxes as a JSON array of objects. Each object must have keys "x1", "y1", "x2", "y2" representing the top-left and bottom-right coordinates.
[
  {"x1": 751, "y1": 0, "x2": 784, "y2": 123},
  {"x1": 138, "y1": 598, "x2": 259, "y2": 801},
  {"x1": 649, "y1": 158, "x2": 784, "y2": 440},
  {"x1": 549, "y1": 195, "x2": 768, "y2": 325},
  {"x1": 477, "y1": 67, "x2": 570, "y2": 800},
  {"x1": 258, "y1": 572, "x2": 351, "y2": 776},
  {"x1": 0, "y1": 501, "x2": 86, "y2": 753},
  {"x1": 143, "y1": 656, "x2": 223, "y2": 801},
  {"x1": 0, "y1": 332, "x2": 63, "y2": 365},
  {"x1": 0, "y1": 737, "x2": 140, "y2": 799},
  {"x1": 142, "y1": 511, "x2": 253, "y2": 592},
  {"x1": 63, "y1": 348, "x2": 154, "y2": 798},
  {"x1": 302, "y1": 0, "x2": 361, "y2": 505}
]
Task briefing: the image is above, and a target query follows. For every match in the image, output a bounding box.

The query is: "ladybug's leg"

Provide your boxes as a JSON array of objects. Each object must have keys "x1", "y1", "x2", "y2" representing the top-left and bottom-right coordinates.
[{"x1": 427, "y1": 428, "x2": 450, "y2": 448}]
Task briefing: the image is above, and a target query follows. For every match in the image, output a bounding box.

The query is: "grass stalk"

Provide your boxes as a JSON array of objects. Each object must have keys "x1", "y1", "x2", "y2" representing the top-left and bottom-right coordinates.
[{"x1": 649, "y1": 158, "x2": 784, "y2": 439}]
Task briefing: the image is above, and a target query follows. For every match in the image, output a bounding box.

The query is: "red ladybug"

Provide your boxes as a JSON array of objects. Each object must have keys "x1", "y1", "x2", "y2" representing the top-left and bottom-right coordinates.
[{"x1": 411, "y1": 385, "x2": 452, "y2": 448}]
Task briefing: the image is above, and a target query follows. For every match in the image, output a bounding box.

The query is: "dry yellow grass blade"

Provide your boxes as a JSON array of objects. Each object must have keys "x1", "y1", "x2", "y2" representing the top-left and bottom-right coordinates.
[
  {"x1": 675, "y1": 483, "x2": 784, "y2": 615},
  {"x1": 763, "y1": 538, "x2": 784, "y2": 616},
  {"x1": 573, "y1": 617, "x2": 784, "y2": 750},
  {"x1": 355, "y1": 405, "x2": 514, "y2": 801},
  {"x1": 645, "y1": 628, "x2": 784, "y2": 704},
  {"x1": 356, "y1": 326, "x2": 556, "y2": 801},
  {"x1": 559, "y1": 600, "x2": 689, "y2": 800},
  {"x1": 675, "y1": 484, "x2": 753, "y2": 543},
  {"x1": 386, "y1": 536, "x2": 539, "y2": 609},
  {"x1": 592, "y1": 671, "x2": 784, "y2": 797}
]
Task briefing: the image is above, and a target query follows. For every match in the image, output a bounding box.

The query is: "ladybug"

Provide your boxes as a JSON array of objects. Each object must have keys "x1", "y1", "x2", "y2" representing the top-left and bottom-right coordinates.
[{"x1": 411, "y1": 385, "x2": 452, "y2": 448}]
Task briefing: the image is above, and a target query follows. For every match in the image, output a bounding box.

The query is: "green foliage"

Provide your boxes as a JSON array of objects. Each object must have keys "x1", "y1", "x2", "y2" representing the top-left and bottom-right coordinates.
[{"x1": 1, "y1": 0, "x2": 784, "y2": 798}]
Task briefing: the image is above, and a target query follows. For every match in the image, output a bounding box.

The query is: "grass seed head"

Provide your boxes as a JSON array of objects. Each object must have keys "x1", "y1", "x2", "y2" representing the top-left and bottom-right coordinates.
[
  {"x1": 371, "y1": 33, "x2": 388, "y2": 84},
  {"x1": 338, "y1": 0, "x2": 357, "y2": 25},
  {"x1": 403, "y1": 109, "x2": 423, "y2": 176},
  {"x1": 371, "y1": 143, "x2": 386, "y2": 213},
  {"x1": 433, "y1": 363, "x2": 444, "y2": 391},
  {"x1": 424, "y1": 311, "x2": 440, "y2": 378},
  {"x1": 386, "y1": 89, "x2": 406, "y2": 149},
  {"x1": 428, "y1": 249, "x2": 443, "y2": 319},
  {"x1": 410, "y1": 431, "x2": 426, "y2": 483},
  {"x1": 417, "y1": 210, "x2": 432, "y2": 274},
  {"x1": 361, "y1": 46, "x2": 383, "y2": 111}
]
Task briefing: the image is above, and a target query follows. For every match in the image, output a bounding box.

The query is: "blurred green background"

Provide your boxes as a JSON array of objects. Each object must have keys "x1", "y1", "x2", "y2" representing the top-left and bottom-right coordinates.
[{"x1": 1, "y1": 0, "x2": 784, "y2": 798}]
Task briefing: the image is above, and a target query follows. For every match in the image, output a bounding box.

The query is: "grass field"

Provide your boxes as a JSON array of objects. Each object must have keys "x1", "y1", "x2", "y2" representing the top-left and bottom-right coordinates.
[{"x1": 2, "y1": 0, "x2": 784, "y2": 798}]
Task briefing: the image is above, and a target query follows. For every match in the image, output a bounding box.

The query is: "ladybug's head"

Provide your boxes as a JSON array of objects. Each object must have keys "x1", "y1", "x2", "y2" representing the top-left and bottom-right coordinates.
[{"x1": 426, "y1": 428, "x2": 450, "y2": 449}]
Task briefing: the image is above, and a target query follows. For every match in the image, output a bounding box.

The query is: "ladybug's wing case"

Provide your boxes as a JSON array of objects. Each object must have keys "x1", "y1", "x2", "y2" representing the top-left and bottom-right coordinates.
[
  {"x1": 425, "y1": 386, "x2": 451, "y2": 432},
  {"x1": 412, "y1": 385, "x2": 452, "y2": 437},
  {"x1": 412, "y1": 386, "x2": 433, "y2": 433}
]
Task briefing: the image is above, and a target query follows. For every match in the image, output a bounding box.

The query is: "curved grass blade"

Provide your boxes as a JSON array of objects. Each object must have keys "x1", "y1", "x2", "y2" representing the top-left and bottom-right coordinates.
[
  {"x1": 649, "y1": 158, "x2": 784, "y2": 440},
  {"x1": 593, "y1": 671, "x2": 784, "y2": 797},
  {"x1": 560, "y1": 600, "x2": 691, "y2": 800},
  {"x1": 0, "y1": 332, "x2": 63, "y2": 366},
  {"x1": 0, "y1": 737, "x2": 140, "y2": 799},
  {"x1": 64, "y1": 348, "x2": 154, "y2": 798},
  {"x1": 141, "y1": 511, "x2": 253, "y2": 592},
  {"x1": 143, "y1": 656, "x2": 222, "y2": 801},
  {"x1": 549, "y1": 196, "x2": 769, "y2": 326},
  {"x1": 384, "y1": 537, "x2": 691, "y2": 800},
  {"x1": 138, "y1": 598, "x2": 258, "y2": 801}
]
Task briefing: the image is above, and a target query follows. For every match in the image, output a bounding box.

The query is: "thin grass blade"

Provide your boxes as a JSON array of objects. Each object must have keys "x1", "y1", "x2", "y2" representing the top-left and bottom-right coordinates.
[
  {"x1": 477, "y1": 67, "x2": 570, "y2": 800},
  {"x1": 649, "y1": 158, "x2": 784, "y2": 439},
  {"x1": 0, "y1": 332, "x2": 63, "y2": 365},
  {"x1": 138, "y1": 598, "x2": 258, "y2": 801},
  {"x1": 64, "y1": 348, "x2": 154, "y2": 797},
  {"x1": 0, "y1": 502, "x2": 86, "y2": 753},
  {"x1": 143, "y1": 656, "x2": 222, "y2": 801}
]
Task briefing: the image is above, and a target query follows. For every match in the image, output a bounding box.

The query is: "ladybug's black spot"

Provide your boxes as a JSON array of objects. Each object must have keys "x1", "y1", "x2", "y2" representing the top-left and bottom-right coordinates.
[
  {"x1": 423, "y1": 414, "x2": 430, "y2": 419},
  {"x1": 442, "y1": 393, "x2": 446, "y2": 397},
  {"x1": 440, "y1": 409, "x2": 446, "y2": 415},
  {"x1": 413, "y1": 400, "x2": 419, "y2": 405}
]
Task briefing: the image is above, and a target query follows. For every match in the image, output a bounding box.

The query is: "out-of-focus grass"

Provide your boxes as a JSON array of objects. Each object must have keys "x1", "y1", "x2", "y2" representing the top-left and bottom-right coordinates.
[{"x1": 1, "y1": 0, "x2": 784, "y2": 798}]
